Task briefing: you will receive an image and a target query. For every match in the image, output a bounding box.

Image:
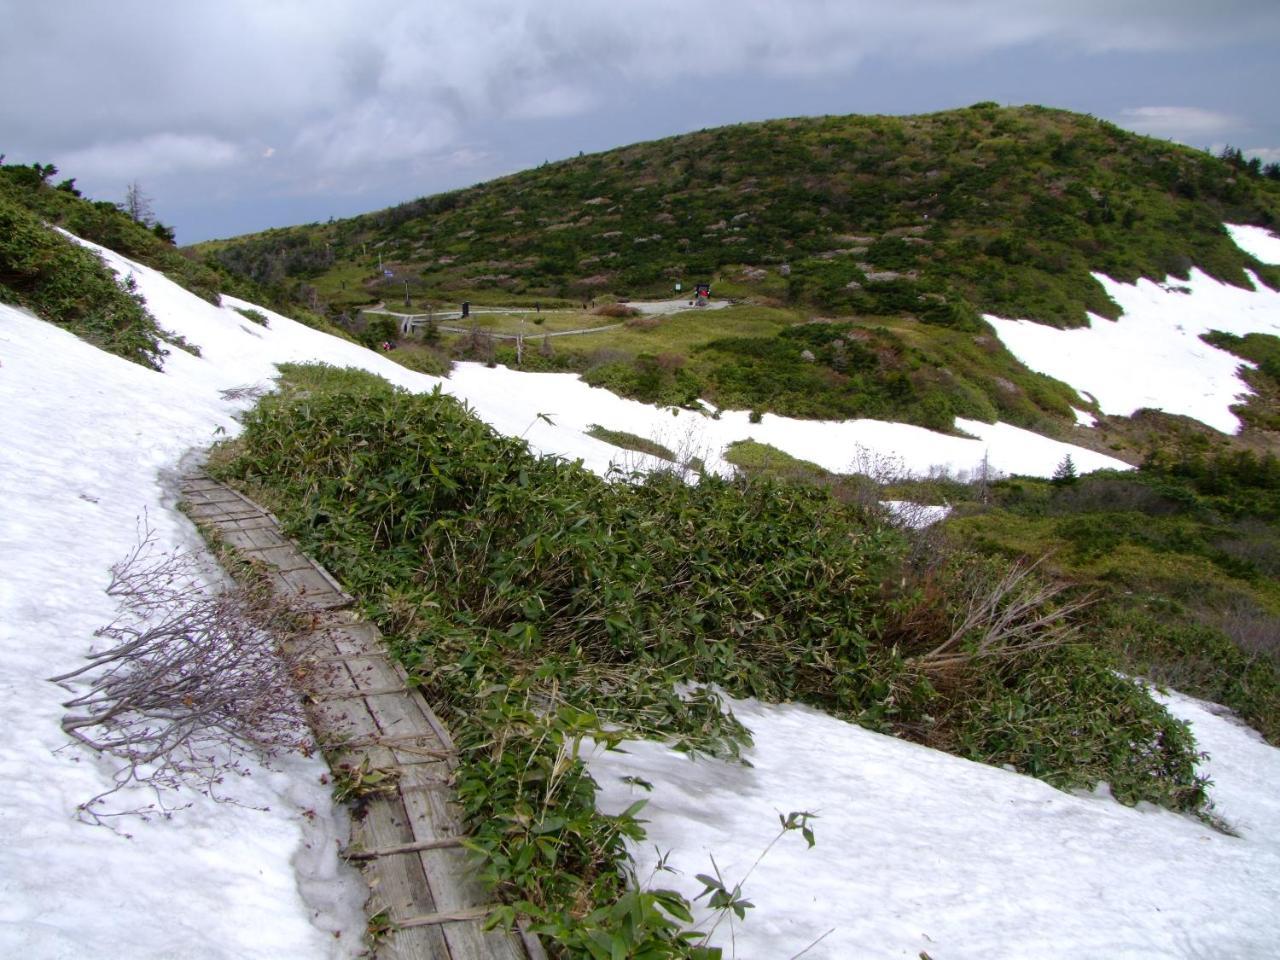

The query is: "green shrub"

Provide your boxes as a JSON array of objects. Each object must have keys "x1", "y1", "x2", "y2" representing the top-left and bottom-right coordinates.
[
  {"x1": 209, "y1": 363, "x2": 1209, "y2": 954},
  {"x1": 0, "y1": 194, "x2": 164, "y2": 367}
]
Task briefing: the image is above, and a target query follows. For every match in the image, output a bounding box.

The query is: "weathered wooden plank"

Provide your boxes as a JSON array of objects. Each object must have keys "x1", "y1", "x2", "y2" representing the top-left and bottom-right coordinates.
[
  {"x1": 345, "y1": 835, "x2": 466, "y2": 861},
  {"x1": 183, "y1": 499, "x2": 235, "y2": 516},
  {"x1": 347, "y1": 657, "x2": 408, "y2": 694},
  {"x1": 366, "y1": 691, "x2": 434, "y2": 746},
  {"x1": 183, "y1": 474, "x2": 542, "y2": 959},
  {"x1": 308, "y1": 660, "x2": 363, "y2": 697},
  {"x1": 239, "y1": 543, "x2": 315, "y2": 571},
  {"x1": 397, "y1": 767, "x2": 529, "y2": 960},
  {"x1": 224, "y1": 514, "x2": 277, "y2": 531},
  {"x1": 313, "y1": 686, "x2": 411, "y2": 702},
  {"x1": 355, "y1": 796, "x2": 451, "y2": 959},
  {"x1": 279, "y1": 555, "x2": 350, "y2": 601},
  {"x1": 205, "y1": 505, "x2": 266, "y2": 522},
  {"x1": 184, "y1": 488, "x2": 243, "y2": 504},
  {"x1": 395, "y1": 905, "x2": 492, "y2": 929},
  {"x1": 281, "y1": 566, "x2": 350, "y2": 605},
  {"x1": 309, "y1": 694, "x2": 383, "y2": 745},
  {"x1": 242, "y1": 524, "x2": 289, "y2": 550},
  {"x1": 211, "y1": 528, "x2": 261, "y2": 551}
]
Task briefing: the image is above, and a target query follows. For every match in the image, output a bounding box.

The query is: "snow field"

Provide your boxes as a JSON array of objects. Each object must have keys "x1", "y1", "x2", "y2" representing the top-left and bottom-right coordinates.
[
  {"x1": 988, "y1": 225, "x2": 1280, "y2": 434},
  {"x1": 587, "y1": 689, "x2": 1280, "y2": 959},
  {"x1": 5, "y1": 223, "x2": 1278, "y2": 957},
  {"x1": 0, "y1": 305, "x2": 367, "y2": 959}
]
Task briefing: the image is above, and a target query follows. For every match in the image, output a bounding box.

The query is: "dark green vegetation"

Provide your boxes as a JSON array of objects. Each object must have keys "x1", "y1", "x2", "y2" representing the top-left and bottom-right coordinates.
[
  {"x1": 1, "y1": 159, "x2": 228, "y2": 305},
  {"x1": 1203, "y1": 330, "x2": 1280, "y2": 432},
  {"x1": 931, "y1": 448, "x2": 1280, "y2": 745},
  {"x1": 585, "y1": 425, "x2": 677, "y2": 463},
  {"x1": 202, "y1": 105, "x2": 1280, "y2": 327},
  {"x1": 0, "y1": 187, "x2": 164, "y2": 367},
  {"x1": 197, "y1": 104, "x2": 1280, "y2": 436},
  {"x1": 213, "y1": 364, "x2": 1210, "y2": 957}
]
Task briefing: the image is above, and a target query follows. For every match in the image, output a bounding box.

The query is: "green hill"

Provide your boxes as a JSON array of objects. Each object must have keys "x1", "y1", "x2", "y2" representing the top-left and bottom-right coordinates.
[
  {"x1": 0, "y1": 160, "x2": 356, "y2": 356},
  {"x1": 202, "y1": 104, "x2": 1280, "y2": 327}
]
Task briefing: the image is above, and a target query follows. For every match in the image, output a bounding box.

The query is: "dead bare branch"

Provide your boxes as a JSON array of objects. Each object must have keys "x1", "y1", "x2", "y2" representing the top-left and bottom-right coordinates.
[
  {"x1": 913, "y1": 555, "x2": 1094, "y2": 675},
  {"x1": 49, "y1": 520, "x2": 315, "y2": 827}
]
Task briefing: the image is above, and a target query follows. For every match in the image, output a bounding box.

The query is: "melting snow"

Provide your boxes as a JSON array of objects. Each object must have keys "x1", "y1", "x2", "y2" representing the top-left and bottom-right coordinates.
[
  {"x1": 588, "y1": 690, "x2": 1280, "y2": 959},
  {"x1": 1226, "y1": 223, "x2": 1280, "y2": 265},
  {"x1": 1072, "y1": 406, "x2": 1098, "y2": 427},
  {"x1": 3, "y1": 227, "x2": 1276, "y2": 957},
  {"x1": 987, "y1": 229, "x2": 1280, "y2": 434}
]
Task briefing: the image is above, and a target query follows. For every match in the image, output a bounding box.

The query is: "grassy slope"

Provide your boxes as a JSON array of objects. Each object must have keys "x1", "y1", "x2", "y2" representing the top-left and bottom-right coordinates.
[
  {"x1": 0, "y1": 172, "x2": 165, "y2": 367},
  {"x1": 197, "y1": 104, "x2": 1280, "y2": 437},
  {"x1": 201, "y1": 104, "x2": 1280, "y2": 325}
]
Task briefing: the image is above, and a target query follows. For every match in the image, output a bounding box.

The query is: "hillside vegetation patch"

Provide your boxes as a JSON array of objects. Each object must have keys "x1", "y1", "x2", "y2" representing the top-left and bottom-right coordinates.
[
  {"x1": 212, "y1": 363, "x2": 1207, "y2": 956},
  {"x1": 0, "y1": 191, "x2": 164, "y2": 367}
]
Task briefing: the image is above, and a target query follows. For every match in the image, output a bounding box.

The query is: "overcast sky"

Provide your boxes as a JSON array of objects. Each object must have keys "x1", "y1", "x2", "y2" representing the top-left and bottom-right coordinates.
[{"x1": 3, "y1": 1, "x2": 1277, "y2": 243}]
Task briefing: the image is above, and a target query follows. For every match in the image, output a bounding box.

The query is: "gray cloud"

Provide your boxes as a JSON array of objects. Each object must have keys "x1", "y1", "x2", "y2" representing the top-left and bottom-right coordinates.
[
  {"x1": 1116, "y1": 106, "x2": 1245, "y2": 140},
  {"x1": 3, "y1": 0, "x2": 1276, "y2": 238},
  {"x1": 58, "y1": 133, "x2": 244, "y2": 180}
]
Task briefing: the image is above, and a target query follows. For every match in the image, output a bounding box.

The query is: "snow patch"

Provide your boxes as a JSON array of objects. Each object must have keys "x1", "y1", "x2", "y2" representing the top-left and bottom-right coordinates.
[
  {"x1": 587, "y1": 690, "x2": 1280, "y2": 959},
  {"x1": 987, "y1": 263, "x2": 1280, "y2": 434},
  {"x1": 1072, "y1": 407, "x2": 1097, "y2": 427},
  {"x1": 1226, "y1": 223, "x2": 1280, "y2": 265}
]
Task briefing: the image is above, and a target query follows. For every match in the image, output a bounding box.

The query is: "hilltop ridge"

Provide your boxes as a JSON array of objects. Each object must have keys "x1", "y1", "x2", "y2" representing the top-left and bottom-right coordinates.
[{"x1": 201, "y1": 104, "x2": 1280, "y2": 327}]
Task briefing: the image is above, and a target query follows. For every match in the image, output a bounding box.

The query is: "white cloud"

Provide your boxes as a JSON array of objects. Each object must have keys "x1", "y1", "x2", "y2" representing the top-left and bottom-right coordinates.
[
  {"x1": 1243, "y1": 146, "x2": 1280, "y2": 165},
  {"x1": 1114, "y1": 106, "x2": 1243, "y2": 141},
  {"x1": 55, "y1": 133, "x2": 244, "y2": 180}
]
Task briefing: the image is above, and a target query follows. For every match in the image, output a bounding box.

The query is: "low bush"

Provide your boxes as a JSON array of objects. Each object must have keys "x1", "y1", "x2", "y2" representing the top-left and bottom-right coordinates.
[
  {"x1": 0, "y1": 194, "x2": 164, "y2": 367},
  {"x1": 594, "y1": 302, "x2": 641, "y2": 318},
  {"x1": 212, "y1": 363, "x2": 1208, "y2": 954},
  {"x1": 586, "y1": 424, "x2": 678, "y2": 463},
  {"x1": 947, "y1": 455, "x2": 1280, "y2": 744}
]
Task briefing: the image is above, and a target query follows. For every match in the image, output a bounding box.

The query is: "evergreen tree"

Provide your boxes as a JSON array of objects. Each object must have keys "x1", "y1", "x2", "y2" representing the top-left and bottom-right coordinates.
[{"x1": 1052, "y1": 453, "x2": 1078, "y2": 487}]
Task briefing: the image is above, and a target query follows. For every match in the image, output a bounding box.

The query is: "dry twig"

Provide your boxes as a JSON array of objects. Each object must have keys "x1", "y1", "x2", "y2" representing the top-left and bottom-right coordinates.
[
  {"x1": 913, "y1": 555, "x2": 1094, "y2": 674},
  {"x1": 49, "y1": 521, "x2": 313, "y2": 826}
]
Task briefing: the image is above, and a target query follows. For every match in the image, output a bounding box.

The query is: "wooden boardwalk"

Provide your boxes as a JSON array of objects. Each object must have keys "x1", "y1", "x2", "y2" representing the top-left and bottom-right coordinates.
[{"x1": 180, "y1": 475, "x2": 544, "y2": 960}]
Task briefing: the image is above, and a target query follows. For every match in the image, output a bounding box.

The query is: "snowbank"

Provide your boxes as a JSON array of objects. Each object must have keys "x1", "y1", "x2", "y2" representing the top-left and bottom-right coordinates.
[
  {"x1": 587, "y1": 690, "x2": 1280, "y2": 959},
  {"x1": 1226, "y1": 223, "x2": 1280, "y2": 265},
  {"x1": 446, "y1": 363, "x2": 1130, "y2": 480},
  {"x1": 987, "y1": 230, "x2": 1280, "y2": 434},
  {"x1": 0, "y1": 304, "x2": 367, "y2": 959}
]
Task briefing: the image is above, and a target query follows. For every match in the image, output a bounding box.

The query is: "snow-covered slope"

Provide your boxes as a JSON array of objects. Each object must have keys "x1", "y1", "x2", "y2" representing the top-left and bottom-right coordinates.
[
  {"x1": 588, "y1": 690, "x2": 1280, "y2": 959},
  {"x1": 1, "y1": 228, "x2": 1271, "y2": 958},
  {"x1": 988, "y1": 226, "x2": 1280, "y2": 434},
  {"x1": 0, "y1": 304, "x2": 367, "y2": 959}
]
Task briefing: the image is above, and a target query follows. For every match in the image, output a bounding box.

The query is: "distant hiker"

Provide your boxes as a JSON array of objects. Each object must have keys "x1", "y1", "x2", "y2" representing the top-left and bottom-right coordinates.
[{"x1": 535, "y1": 302, "x2": 541, "y2": 313}]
